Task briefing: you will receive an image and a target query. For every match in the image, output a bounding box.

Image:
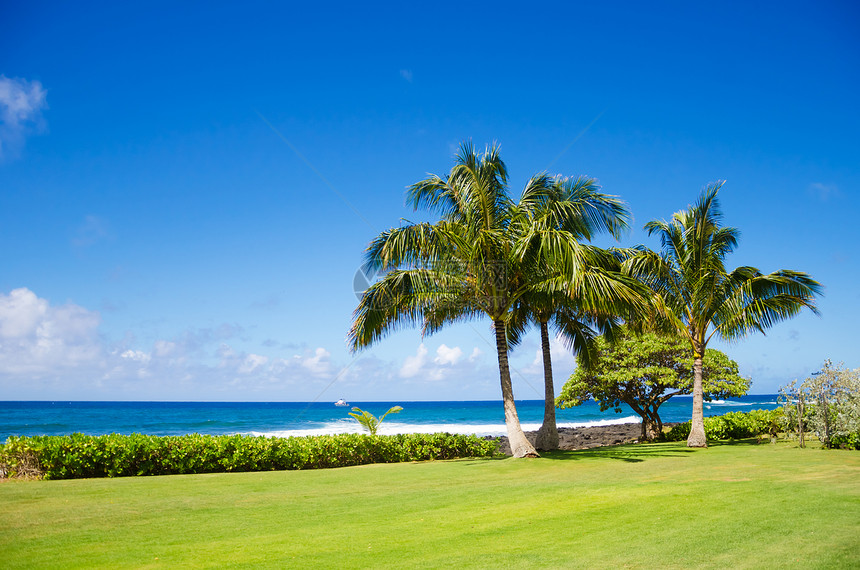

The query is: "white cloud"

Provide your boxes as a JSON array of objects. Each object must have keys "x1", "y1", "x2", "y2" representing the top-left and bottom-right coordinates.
[
  {"x1": 0, "y1": 75, "x2": 48, "y2": 161},
  {"x1": 549, "y1": 334, "x2": 577, "y2": 372},
  {"x1": 399, "y1": 69, "x2": 413, "y2": 82},
  {"x1": 808, "y1": 182, "x2": 839, "y2": 201},
  {"x1": 0, "y1": 288, "x2": 102, "y2": 374},
  {"x1": 398, "y1": 342, "x2": 484, "y2": 382},
  {"x1": 239, "y1": 353, "x2": 268, "y2": 374},
  {"x1": 104, "y1": 340, "x2": 339, "y2": 398},
  {"x1": 154, "y1": 340, "x2": 178, "y2": 357},
  {"x1": 0, "y1": 288, "x2": 44, "y2": 338},
  {"x1": 521, "y1": 333, "x2": 576, "y2": 377},
  {"x1": 299, "y1": 347, "x2": 331, "y2": 376},
  {"x1": 399, "y1": 343, "x2": 428, "y2": 378},
  {"x1": 120, "y1": 349, "x2": 150, "y2": 363},
  {"x1": 0, "y1": 289, "x2": 509, "y2": 400},
  {"x1": 434, "y1": 344, "x2": 463, "y2": 365}
]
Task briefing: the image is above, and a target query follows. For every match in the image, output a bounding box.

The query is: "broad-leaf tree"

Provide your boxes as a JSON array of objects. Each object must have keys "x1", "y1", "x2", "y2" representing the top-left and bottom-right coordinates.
[
  {"x1": 556, "y1": 328, "x2": 749, "y2": 441},
  {"x1": 623, "y1": 182, "x2": 822, "y2": 447}
]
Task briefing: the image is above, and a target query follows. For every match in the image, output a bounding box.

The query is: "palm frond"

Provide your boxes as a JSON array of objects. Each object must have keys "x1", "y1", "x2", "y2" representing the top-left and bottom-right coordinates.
[
  {"x1": 364, "y1": 222, "x2": 459, "y2": 272},
  {"x1": 712, "y1": 269, "x2": 822, "y2": 340}
]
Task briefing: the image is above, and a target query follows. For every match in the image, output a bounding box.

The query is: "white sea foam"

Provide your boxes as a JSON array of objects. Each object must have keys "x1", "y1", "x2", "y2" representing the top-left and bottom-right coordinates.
[
  {"x1": 558, "y1": 416, "x2": 641, "y2": 429},
  {"x1": 249, "y1": 422, "x2": 508, "y2": 438},
  {"x1": 246, "y1": 416, "x2": 642, "y2": 438},
  {"x1": 705, "y1": 400, "x2": 753, "y2": 408}
]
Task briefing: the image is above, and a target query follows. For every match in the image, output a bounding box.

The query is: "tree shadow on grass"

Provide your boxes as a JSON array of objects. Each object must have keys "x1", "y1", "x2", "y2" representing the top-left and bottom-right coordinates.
[
  {"x1": 705, "y1": 438, "x2": 768, "y2": 447},
  {"x1": 540, "y1": 438, "x2": 773, "y2": 462},
  {"x1": 539, "y1": 442, "x2": 699, "y2": 463},
  {"x1": 460, "y1": 439, "x2": 773, "y2": 465}
]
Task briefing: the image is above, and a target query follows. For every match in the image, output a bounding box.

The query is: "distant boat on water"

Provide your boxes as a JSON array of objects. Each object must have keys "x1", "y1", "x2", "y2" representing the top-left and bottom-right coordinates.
[{"x1": 334, "y1": 399, "x2": 349, "y2": 407}]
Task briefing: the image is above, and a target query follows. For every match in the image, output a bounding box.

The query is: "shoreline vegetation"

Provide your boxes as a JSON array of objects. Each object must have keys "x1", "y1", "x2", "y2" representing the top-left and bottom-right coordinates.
[
  {"x1": 0, "y1": 432, "x2": 499, "y2": 480},
  {"x1": 4, "y1": 405, "x2": 856, "y2": 480},
  {"x1": 1, "y1": 423, "x2": 658, "y2": 480},
  {"x1": 0, "y1": 410, "x2": 778, "y2": 480}
]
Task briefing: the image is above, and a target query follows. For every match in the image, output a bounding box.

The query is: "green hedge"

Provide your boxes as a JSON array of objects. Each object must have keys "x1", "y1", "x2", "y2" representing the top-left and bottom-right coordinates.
[
  {"x1": 663, "y1": 409, "x2": 781, "y2": 442},
  {"x1": 0, "y1": 432, "x2": 501, "y2": 480},
  {"x1": 829, "y1": 433, "x2": 860, "y2": 450}
]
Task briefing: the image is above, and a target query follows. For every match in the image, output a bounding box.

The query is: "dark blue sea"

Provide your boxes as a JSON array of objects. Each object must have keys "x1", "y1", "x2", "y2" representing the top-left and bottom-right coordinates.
[{"x1": 0, "y1": 396, "x2": 781, "y2": 441}]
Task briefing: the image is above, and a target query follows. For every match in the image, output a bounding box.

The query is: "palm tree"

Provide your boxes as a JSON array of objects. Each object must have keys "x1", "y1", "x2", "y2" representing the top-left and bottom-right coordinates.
[
  {"x1": 507, "y1": 299, "x2": 619, "y2": 450},
  {"x1": 507, "y1": 176, "x2": 632, "y2": 450},
  {"x1": 349, "y1": 142, "x2": 644, "y2": 457},
  {"x1": 349, "y1": 141, "x2": 538, "y2": 457},
  {"x1": 623, "y1": 182, "x2": 822, "y2": 447},
  {"x1": 348, "y1": 405, "x2": 403, "y2": 435}
]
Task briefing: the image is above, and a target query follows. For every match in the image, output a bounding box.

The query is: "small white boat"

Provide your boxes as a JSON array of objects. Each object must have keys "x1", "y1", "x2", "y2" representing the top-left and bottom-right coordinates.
[{"x1": 334, "y1": 398, "x2": 349, "y2": 407}]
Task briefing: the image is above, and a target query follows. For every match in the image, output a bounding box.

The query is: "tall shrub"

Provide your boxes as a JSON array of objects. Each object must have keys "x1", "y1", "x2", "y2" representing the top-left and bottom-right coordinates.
[{"x1": 780, "y1": 361, "x2": 860, "y2": 449}]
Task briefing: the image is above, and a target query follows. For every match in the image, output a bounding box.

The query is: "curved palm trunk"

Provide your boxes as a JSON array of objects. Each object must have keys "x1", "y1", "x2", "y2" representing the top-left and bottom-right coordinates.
[
  {"x1": 494, "y1": 320, "x2": 539, "y2": 458},
  {"x1": 535, "y1": 320, "x2": 559, "y2": 450},
  {"x1": 687, "y1": 353, "x2": 708, "y2": 447}
]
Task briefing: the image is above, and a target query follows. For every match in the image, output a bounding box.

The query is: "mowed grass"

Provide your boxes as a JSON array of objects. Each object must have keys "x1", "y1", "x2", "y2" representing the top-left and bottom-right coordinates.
[{"x1": 2, "y1": 441, "x2": 858, "y2": 569}]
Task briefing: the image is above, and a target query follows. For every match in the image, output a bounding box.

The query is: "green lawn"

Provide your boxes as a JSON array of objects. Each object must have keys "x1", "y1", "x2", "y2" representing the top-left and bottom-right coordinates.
[{"x1": 2, "y1": 440, "x2": 858, "y2": 569}]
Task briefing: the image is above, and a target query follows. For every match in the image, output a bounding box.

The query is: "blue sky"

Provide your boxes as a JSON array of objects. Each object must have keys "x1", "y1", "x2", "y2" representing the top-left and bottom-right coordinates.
[{"x1": 1, "y1": 1, "x2": 858, "y2": 401}]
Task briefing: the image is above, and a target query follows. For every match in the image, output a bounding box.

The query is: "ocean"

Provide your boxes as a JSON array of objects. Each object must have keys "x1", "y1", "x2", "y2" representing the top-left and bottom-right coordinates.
[{"x1": 0, "y1": 396, "x2": 781, "y2": 441}]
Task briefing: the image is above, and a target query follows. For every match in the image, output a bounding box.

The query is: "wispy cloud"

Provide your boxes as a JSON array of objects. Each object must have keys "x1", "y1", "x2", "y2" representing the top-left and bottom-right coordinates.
[
  {"x1": 0, "y1": 289, "x2": 536, "y2": 400},
  {"x1": 399, "y1": 343, "x2": 428, "y2": 378},
  {"x1": 72, "y1": 215, "x2": 111, "y2": 247},
  {"x1": 0, "y1": 75, "x2": 48, "y2": 161},
  {"x1": 521, "y1": 333, "x2": 577, "y2": 377},
  {"x1": 808, "y1": 182, "x2": 839, "y2": 201},
  {"x1": 0, "y1": 287, "x2": 350, "y2": 399},
  {"x1": 399, "y1": 342, "x2": 483, "y2": 382},
  {"x1": 399, "y1": 69, "x2": 413, "y2": 83}
]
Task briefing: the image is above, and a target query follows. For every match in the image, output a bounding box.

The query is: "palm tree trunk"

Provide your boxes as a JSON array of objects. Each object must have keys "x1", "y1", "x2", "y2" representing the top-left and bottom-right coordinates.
[
  {"x1": 687, "y1": 352, "x2": 708, "y2": 448},
  {"x1": 494, "y1": 320, "x2": 539, "y2": 458},
  {"x1": 535, "y1": 320, "x2": 559, "y2": 450}
]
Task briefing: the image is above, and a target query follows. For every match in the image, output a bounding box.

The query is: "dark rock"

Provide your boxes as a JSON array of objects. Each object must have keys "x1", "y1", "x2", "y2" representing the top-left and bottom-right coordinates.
[{"x1": 495, "y1": 423, "x2": 644, "y2": 456}]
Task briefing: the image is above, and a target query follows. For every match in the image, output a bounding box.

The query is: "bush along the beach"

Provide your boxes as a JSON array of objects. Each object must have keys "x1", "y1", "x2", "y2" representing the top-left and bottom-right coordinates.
[
  {"x1": 0, "y1": 437, "x2": 43, "y2": 479},
  {"x1": 779, "y1": 360, "x2": 860, "y2": 449},
  {"x1": 663, "y1": 409, "x2": 781, "y2": 442},
  {"x1": 0, "y1": 432, "x2": 501, "y2": 480}
]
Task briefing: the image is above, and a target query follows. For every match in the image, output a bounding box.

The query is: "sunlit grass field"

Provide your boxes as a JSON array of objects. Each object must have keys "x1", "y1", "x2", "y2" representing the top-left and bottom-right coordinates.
[{"x1": 2, "y1": 440, "x2": 858, "y2": 569}]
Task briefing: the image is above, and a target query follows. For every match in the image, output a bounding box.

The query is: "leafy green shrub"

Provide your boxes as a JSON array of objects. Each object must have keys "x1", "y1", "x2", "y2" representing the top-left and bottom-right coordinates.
[
  {"x1": 779, "y1": 361, "x2": 860, "y2": 448},
  {"x1": 663, "y1": 409, "x2": 781, "y2": 442},
  {"x1": 0, "y1": 437, "x2": 43, "y2": 479},
  {"x1": 0, "y1": 432, "x2": 501, "y2": 480},
  {"x1": 830, "y1": 433, "x2": 860, "y2": 450}
]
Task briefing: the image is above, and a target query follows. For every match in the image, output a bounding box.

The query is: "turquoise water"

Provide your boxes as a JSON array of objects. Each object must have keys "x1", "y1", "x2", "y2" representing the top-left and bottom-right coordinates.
[{"x1": 0, "y1": 396, "x2": 780, "y2": 440}]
